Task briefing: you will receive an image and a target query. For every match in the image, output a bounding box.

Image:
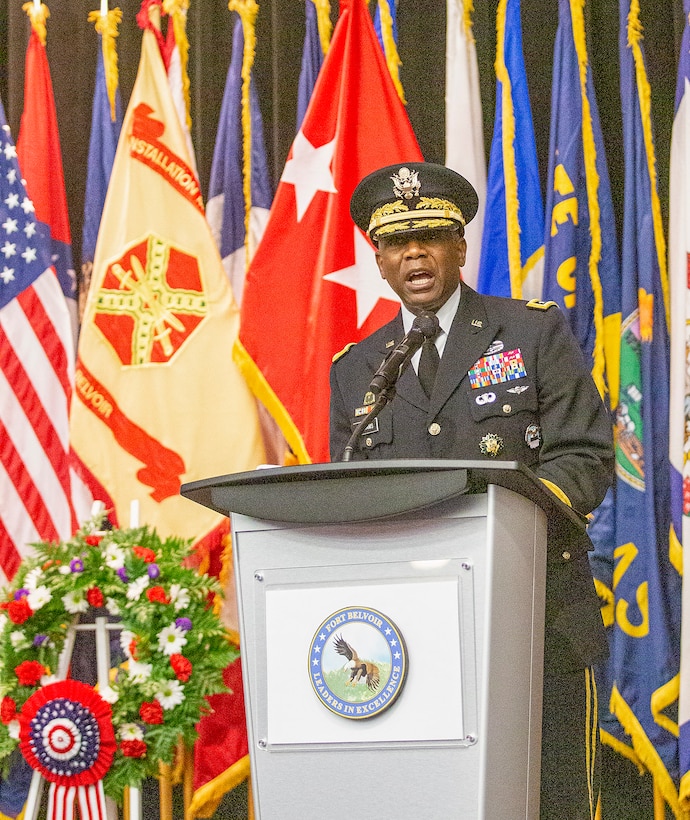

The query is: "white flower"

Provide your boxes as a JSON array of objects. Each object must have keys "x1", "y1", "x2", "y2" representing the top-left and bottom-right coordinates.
[
  {"x1": 27, "y1": 585, "x2": 51, "y2": 611},
  {"x1": 127, "y1": 660, "x2": 152, "y2": 684},
  {"x1": 62, "y1": 591, "x2": 88, "y2": 614},
  {"x1": 99, "y1": 685, "x2": 119, "y2": 704},
  {"x1": 58, "y1": 565, "x2": 71, "y2": 575},
  {"x1": 157, "y1": 625, "x2": 188, "y2": 656},
  {"x1": 0, "y1": 613, "x2": 8, "y2": 633},
  {"x1": 40, "y1": 674, "x2": 58, "y2": 687},
  {"x1": 118, "y1": 723, "x2": 144, "y2": 741},
  {"x1": 10, "y1": 631, "x2": 29, "y2": 651},
  {"x1": 105, "y1": 597, "x2": 121, "y2": 617},
  {"x1": 104, "y1": 544, "x2": 125, "y2": 570},
  {"x1": 120, "y1": 630, "x2": 135, "y2": 659},
  {"x1": 23, "y1": 567, "x2": 43, "y2": 590},
  {"x1": 169, "y1": 584, "x2": 190, "y2": 612},
  {"x1": 154, "y1": 679, "x2": 185, "y2": 710},
  {"x1": 126, "y1": 575, "x2": 149, "y2": 601},
  {"x1": 7, "y1": 720, "x2": 20, "y2": 740}
]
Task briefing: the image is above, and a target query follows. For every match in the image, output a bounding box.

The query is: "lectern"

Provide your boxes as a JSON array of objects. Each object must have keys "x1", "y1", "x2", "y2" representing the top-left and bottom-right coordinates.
[{"x1": 181, "y1": 460, "x2": 585, "y2": 820}]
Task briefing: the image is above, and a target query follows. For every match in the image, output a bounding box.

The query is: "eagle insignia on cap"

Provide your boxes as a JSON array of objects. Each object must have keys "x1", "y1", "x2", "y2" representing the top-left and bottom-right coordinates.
[{"x1": 391, "y1": 167, "x2": 420, "y2": 200}]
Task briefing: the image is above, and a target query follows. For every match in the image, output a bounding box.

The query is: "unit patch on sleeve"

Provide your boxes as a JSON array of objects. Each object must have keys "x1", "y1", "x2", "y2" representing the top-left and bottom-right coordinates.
[{"x1": 468, "y1": 349, "x2": 527, "y2": 389}]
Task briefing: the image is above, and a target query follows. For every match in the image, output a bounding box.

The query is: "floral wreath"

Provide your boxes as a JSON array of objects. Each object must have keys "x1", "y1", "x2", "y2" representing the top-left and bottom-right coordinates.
[{"x1": 0, "y1": 522, "x2": 237, "y2": 803}]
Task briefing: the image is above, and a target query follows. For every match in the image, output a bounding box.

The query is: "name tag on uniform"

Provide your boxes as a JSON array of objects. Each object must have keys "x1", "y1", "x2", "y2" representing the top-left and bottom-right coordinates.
[{"x1": 351, "y1": 417, "x2": 379, "y2": 435}]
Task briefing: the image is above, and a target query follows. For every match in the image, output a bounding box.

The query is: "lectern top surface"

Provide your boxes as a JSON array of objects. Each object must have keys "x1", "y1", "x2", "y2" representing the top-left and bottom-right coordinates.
[{"x1": 180, "y1": 460, "x2": 586, "y2": 532}]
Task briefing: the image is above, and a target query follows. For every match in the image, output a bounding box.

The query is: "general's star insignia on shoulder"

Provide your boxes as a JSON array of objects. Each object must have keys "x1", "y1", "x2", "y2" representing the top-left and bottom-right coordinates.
[
  {"x1": 526, "y1": 299, "x2": 558, "y2": 311},
  {"x1": 332, "y1": 342, "x2": 356, "y2": 363}
]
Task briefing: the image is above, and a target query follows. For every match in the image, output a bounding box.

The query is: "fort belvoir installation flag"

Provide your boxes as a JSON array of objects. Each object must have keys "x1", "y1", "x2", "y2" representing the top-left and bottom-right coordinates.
[{"x1": 70, "y1": 6, "x2": 265, "y2": 542}]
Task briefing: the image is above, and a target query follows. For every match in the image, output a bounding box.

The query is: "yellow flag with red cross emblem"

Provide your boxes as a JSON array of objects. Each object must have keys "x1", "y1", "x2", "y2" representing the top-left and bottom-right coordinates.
[{"x1": 70, "y1": 23, "x2": 265, "y2": 541}]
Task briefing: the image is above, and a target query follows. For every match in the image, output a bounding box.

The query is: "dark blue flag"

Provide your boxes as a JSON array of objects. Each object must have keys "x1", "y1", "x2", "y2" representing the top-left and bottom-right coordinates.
[
  {"x1": 297, "y1": 0, "x2": 326, "y2": 131},
  {"x1": 82, "y1": 21, "x2": 123, "y2": 291},
  {"x1": 541, "y1": 0, "x2": 623, "y2": 771},
  {"x1": 670, "y1": 0, "x2": 690, "y2": 810},
  {"x1": 476, "y1": 0, "x2": 543, "y2": 299},
  {"x1": 206, "y1": 12, "x2": 272, "y2": 307},
  {"x1": 611, "y1": 0, "x2": 682, "y2": 811}
]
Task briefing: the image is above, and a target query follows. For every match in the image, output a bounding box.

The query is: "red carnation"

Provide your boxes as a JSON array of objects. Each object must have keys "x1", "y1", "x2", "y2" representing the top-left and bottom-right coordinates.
[
  {"x1": 139, "y1": 700, "x2": 164, "y2": 724},
  {"x1": 146, "y1": 586, "x2": 169, "y2": 604},
  {"x1": 7, "y1": 599, "x2": 32, "y2": 624},
  {"x1": 0, "y1": 697, "x2": 17, "y2": 724},
  {"x1": 170, "y1": 654, "x2": 192, "y2": 682},
  {"x1": 15, "y1": 660, "x2": 45, "y2": 686},
  {"x1": 120, "y1": 739, "x2": 147, "y2": 758},
  {"x1": 132, "y1": 546, "x2": 156, "y2": 563},
  {"x1": 86, "y1": 587, "x2": 105, "y2": 608},
  {"x1": 84, "y1": 534, "x2": 102, "y2": 547}
]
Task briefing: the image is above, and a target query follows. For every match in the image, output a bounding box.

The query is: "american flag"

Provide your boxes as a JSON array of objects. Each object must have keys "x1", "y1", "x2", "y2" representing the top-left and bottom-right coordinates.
[{"x1": 0, "y1": 99, "x2": 77, "y2": 583}]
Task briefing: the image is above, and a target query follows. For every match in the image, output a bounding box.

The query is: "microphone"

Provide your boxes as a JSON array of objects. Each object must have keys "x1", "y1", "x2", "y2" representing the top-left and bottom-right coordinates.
[
  {"x1": 340, "y1": 310, "x2": 439, "y2": 462},
  {"x1": 367, "y1": 310, "x2": 440, "y2": 395}
]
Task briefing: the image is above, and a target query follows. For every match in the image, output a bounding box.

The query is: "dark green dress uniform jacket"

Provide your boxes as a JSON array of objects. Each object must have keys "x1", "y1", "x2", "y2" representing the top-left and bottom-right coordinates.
[{"x1": 329, "y1": 282, "x2": 614, "y2": 672}]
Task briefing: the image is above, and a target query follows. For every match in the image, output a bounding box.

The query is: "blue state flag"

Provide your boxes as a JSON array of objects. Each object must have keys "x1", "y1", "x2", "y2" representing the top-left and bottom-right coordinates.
[
  {"x1": 542, "y1": 0, "x2": 620, "y2": 404},
  {"x1": 206, "y1": 11, "x2": 272, "y2": 307},
  {"x1": 669, "y1": 0, "x2": 690, "y2": 811},
  {"x1": 82, "y1": 17, "x2": 123, "y2": 291},
  {"x1": 541, "y1": 0, "x2": 623, "y2": 768},
  {"x1": 373, "y1": 0, "x2": 405, "y2": 103},
  {"x1": 476, "y1": 0, "x2": 543, "y2": 300},
  {"x1": 610, "y1": 1, "x2": 681, "y2": 811},
  {"x1": 297, "y1": 0, "x2": 326, "y2": 131}
]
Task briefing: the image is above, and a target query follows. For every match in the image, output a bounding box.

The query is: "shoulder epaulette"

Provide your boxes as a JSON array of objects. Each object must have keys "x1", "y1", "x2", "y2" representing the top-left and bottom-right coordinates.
[
  {"x1": 332, "y1": 342, "x2": 357, "y2": 363},
  {"x1": 526, "y1": 298, "x2": 558, "y2": 311}
]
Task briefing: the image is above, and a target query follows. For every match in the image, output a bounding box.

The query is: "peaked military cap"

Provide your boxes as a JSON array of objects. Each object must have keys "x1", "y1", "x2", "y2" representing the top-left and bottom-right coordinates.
[{"x1": 350, "y1": 161, "x2": 479, "y2": 242}]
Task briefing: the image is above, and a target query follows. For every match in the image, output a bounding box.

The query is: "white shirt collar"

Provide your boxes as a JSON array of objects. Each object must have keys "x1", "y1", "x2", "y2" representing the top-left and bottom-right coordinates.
[{"x1": 400, "y1": 284, "x2": 460, "y2": 359}]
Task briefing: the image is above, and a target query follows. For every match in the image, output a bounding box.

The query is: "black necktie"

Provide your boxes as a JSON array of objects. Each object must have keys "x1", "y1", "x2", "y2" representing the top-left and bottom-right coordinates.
[{"x1": 418, "y1": 336, "x2": 440, "y2": 397}]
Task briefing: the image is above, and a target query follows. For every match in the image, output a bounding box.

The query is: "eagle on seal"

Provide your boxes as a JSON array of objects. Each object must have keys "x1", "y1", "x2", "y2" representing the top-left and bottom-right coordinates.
[{"x1": 333, "y1": 634, "x2": 380, "y2": 691}]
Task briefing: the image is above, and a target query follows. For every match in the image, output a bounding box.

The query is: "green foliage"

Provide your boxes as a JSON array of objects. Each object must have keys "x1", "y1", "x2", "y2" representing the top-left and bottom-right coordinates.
[{"x1": 0, "y1": 522, "x2": 238, "y2": 802}]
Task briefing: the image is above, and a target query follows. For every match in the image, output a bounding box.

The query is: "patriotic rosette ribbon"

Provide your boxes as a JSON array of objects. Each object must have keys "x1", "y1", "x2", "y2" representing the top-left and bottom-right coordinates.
[{"x1": 19, "y1": 680, "x2": 116, "y2": 820}]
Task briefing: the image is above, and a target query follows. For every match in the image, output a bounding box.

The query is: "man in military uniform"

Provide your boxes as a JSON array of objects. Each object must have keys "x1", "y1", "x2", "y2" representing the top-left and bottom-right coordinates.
[{"x1": 329, "y1": 161, "x2": 613, "y2": 819}]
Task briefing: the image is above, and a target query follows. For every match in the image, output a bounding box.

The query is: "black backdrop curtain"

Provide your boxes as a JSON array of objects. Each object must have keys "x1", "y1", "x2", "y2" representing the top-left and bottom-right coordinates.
[
  {"x1": 0, "y1": 0, "x2": 685, "y2": 272},
  {"x1": 0, "y1": 1, "x2": 686, "y2": 815}
]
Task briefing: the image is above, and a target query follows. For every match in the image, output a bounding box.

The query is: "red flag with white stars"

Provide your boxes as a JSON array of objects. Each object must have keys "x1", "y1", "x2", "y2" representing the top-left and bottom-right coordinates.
[{"x1": 237, "y1": 0, "x2": 423, "y2": 464}]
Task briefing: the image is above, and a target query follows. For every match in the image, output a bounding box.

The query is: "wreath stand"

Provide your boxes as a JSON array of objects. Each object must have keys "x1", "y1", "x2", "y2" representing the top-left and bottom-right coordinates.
[{"x1": 21, "y1": 614, "x2": 141, "y2": 820}]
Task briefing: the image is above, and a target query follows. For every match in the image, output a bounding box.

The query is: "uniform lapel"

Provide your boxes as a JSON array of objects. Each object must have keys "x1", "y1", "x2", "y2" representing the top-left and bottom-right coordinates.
[
  {"x1": 429, "y1": 284, "x2": 497, "y2": 418},
  {"x1": 364, "y1": 313, "x2": 429, "y2": 410}
]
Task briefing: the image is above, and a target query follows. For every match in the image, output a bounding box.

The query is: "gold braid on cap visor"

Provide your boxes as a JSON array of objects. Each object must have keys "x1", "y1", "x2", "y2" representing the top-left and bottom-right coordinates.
[{"x1": 368, "y1": 197, "x2": 465, "y2": 238}]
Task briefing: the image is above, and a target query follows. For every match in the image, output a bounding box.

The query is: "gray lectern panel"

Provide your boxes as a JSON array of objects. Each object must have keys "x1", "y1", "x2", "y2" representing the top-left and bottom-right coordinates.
[{"x1": 230, "y1": 486, "x2": 547, "y2": 819}]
